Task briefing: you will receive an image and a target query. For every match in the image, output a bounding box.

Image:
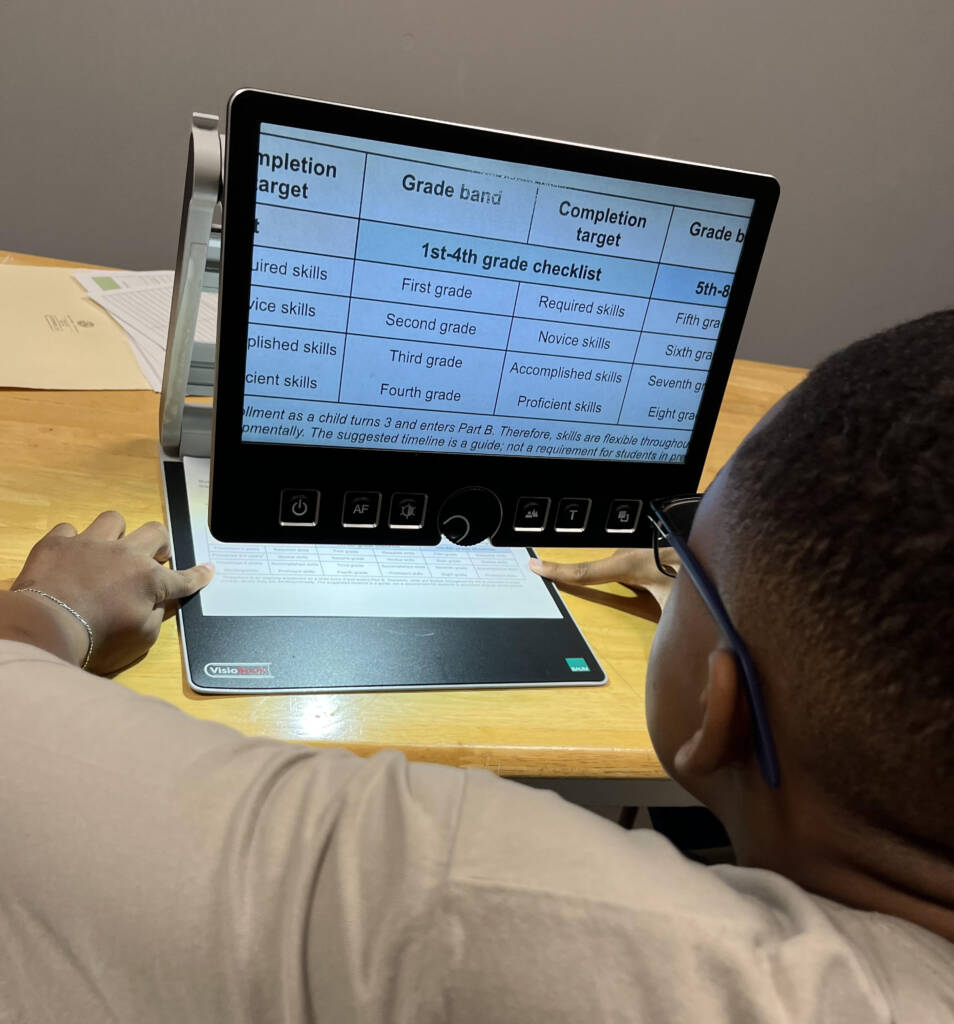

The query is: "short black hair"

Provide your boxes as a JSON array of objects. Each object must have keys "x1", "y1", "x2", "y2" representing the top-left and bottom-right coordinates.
[{"x1": 721, "y1": 311, "x2": 954, "y2": 843}]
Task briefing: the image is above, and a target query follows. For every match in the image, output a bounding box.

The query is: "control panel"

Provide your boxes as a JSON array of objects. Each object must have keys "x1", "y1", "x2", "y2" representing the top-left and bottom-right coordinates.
[
  {"x1": 278, "y1": 486, "x2": 643, "y2": 543},
  {"x1": 274, "y1": 486, "x2": 641, "y2": 545}
]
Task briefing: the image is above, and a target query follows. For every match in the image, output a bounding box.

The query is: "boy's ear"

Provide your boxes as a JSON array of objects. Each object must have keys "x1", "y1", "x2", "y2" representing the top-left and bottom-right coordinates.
[{"x1": 673, "y1": 648, "x2": 752, "y2": 779}]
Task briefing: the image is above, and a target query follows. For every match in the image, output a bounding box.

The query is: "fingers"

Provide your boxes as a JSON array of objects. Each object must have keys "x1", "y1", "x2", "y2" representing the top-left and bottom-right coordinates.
[
  {"x1": 124, "y1": 521, "x2": 171, "y2": 561},
  {"x1": 144, "y1": 604, "x2": 167, "y2": 637},
  {"x1": 153, "y1": 562, "x2": 215, "y2": 605},
  {"x1": 529, "y1": 550, "x2": 637, "y2": 587},
  {"x1": 45, "y1": 522, "x2": 78, "y2": 539},
  {"x1": 81, "y1": 510, "x2": 126, "y2": 540}
]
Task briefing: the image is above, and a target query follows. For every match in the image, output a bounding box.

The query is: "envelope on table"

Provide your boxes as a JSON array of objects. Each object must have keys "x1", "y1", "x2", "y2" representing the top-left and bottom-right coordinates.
[{"x1": 0, "y1": 266, "x2": 149, "y2": 390}]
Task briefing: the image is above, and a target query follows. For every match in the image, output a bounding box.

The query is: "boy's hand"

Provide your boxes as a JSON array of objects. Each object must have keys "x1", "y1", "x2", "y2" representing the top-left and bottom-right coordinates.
[
  {"x1": 7, "y1": 511, "x2": 213, "y2": 674},
  {"x1": 529, "y1": 548, "x2": 678, "y2": 611}
]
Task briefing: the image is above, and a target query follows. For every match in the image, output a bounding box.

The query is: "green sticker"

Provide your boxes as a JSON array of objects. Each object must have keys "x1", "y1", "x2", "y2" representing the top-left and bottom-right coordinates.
[
  {"x1": 92, "y1": 276, "x2": 120, "y2": 291},
  {"x1": 565, "y1": 657, "x2": 589, "y2": 672}
]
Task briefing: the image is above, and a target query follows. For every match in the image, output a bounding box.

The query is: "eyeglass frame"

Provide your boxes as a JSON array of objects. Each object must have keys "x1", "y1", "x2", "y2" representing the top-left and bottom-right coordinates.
[{"x1": 647, "y1": 495, "x2": 781, "y2": 788}]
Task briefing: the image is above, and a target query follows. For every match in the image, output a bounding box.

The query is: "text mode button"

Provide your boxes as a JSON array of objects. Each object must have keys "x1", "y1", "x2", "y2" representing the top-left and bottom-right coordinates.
[{"x1": 554, "y1": 498, "x2": 591, "y2": 533}]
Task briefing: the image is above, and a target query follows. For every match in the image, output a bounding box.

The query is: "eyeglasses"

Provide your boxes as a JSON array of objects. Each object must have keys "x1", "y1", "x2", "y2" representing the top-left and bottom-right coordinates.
[{"x1": 647, "y1": 495, "x2": 781, "y2": 788}]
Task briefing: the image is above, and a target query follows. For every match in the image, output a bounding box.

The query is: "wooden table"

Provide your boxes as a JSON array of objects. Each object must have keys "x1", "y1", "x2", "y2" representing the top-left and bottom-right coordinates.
[{"x1": 0, "y1": 250, "x2": 807, "y2": 787}]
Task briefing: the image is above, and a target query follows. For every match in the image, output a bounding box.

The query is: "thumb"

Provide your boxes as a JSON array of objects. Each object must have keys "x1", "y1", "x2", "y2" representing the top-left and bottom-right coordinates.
[
  {"x1": 529, "y1": 553, "x2": 629, "y2": 587},
  {"x1": 157, "y1": 562, "x2": 215, "y2": 605}
]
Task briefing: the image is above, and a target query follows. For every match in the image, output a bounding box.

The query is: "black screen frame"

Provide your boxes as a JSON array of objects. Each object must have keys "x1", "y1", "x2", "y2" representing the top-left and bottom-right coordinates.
[{"x1": 210, "y1": 88, "x2": 778, "y2": 546}]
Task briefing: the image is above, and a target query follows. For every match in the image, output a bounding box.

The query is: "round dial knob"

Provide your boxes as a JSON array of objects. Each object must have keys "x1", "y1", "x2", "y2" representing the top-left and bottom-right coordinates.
[{"x1": 438, "y1": 487, "x2": 503, "y2": 546}]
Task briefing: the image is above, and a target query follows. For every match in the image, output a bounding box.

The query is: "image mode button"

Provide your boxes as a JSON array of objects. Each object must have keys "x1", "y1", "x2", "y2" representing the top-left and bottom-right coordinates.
[{"x1": 514, "y1": 496, "x2": 550, "y2": 532}]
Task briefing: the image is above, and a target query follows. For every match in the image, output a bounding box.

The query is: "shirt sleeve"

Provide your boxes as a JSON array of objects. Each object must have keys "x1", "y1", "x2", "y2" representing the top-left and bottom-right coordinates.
[
  {"x1": 0, "y1": 639, "x2": 904, "y2": 1024},
  {"x1": 0, "y1": 640, "x2": 465, "y2": 1024}
]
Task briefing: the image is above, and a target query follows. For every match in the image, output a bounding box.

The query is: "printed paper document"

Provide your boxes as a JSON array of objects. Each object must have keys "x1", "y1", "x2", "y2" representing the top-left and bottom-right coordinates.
[
  {"x1": 74, "y1": 270, "x2": 217, "y2": 392},
  {"x1": 183, "y1": 457, "x2": 561, "y2": 620}
]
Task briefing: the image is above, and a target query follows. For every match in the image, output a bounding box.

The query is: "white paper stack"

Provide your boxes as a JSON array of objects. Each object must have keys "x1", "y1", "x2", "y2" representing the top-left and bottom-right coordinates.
[{"x1": 72, "y1": 270, "x2": 217, "y2": 392}]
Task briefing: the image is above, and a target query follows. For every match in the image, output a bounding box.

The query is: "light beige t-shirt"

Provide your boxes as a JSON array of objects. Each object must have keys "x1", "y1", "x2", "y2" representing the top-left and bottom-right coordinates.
[{"x1": 0, "y1": 640, "x2": 952, "y2": 1023}]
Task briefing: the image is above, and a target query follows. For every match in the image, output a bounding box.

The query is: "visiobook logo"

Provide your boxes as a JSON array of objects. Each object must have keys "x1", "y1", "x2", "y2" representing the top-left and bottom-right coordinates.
[{"x1": 204, "y1": 663, "x2": 273, "y2": 679}]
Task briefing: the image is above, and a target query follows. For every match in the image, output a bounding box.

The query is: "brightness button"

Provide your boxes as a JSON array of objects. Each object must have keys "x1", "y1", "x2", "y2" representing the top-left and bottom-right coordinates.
[{"x1": 389, "y1": 493, "x2": 427, "y2": 529}]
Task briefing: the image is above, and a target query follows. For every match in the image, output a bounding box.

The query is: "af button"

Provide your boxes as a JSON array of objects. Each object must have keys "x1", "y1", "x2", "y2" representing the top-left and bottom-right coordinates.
[{"x1": 342, "y1": 492, "x2": 382, "y2": 528}]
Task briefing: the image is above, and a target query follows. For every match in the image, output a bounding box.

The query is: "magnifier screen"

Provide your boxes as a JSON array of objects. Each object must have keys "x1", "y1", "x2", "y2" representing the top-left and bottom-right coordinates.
[{"x1": 243, "y1": 123, "x2": 753, "y2": 466}]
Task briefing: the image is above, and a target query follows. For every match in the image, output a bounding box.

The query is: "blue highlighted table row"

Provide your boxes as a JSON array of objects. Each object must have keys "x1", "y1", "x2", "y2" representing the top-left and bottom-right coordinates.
[
  {"x1": 245, "y1": 331, "x2": 716, "y2": 414},
  {"x1": 245, "y1": 327, "x2": 714, "y2": 395},
  {"x1": 252, "y1": 217, "x2": 735, "y2": 307},
  {"x1": 249, "y1": 278, "x2": 726, "y2": 346},
  {"x1": 253, "y1": 253, "x2": 658, "y2": 329}
]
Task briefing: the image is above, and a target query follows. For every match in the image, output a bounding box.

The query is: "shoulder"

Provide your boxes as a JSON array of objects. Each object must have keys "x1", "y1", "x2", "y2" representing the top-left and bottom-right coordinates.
[
  {"x1": 815, "y1": 898, "x2": 954, "y2": 1023},
  {"x1": 432, "y1": 771, "x2": 892, "y2": 1023}
]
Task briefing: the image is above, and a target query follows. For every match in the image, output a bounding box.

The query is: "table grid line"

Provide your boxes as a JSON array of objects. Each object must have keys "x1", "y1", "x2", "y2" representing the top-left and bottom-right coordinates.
[
  {"x1": 335, "y1": 153, "x2": 369, "y2": 402},
  {"x1": 617, "y1": 205, "x2": 677, "y2": 426},
  {"x1": 492, "y1": 282, "x2": 524, "y2": 415}
]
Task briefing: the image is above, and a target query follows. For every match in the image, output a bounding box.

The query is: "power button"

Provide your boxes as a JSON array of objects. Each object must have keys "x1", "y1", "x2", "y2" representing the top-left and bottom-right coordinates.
[{"x1": 279, "y1": 489, "x2": 319, "y2": 526}]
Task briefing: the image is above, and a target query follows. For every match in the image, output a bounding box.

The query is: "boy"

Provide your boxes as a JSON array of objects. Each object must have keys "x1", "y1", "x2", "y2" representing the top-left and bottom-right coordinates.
[{"x1": 1, "y1": 313, "x2": 952, "y2": 1021}]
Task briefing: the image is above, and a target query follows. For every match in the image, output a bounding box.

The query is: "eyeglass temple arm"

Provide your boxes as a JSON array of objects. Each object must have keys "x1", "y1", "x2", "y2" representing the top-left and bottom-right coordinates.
[{"x1": 658, "y1": 528, "x2": 782, "y2": 788}]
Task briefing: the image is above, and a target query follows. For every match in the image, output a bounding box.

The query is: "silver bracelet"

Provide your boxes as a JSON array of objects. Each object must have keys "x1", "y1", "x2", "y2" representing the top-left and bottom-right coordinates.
[{"x1": 13, "y1": 588, "x2": 94, "y2": 670}]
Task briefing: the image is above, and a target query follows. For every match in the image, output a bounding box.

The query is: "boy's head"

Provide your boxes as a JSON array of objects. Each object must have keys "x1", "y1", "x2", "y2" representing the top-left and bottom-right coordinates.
[{"x1": 647, "y1": 311, "x2": 954, "y2": 854}]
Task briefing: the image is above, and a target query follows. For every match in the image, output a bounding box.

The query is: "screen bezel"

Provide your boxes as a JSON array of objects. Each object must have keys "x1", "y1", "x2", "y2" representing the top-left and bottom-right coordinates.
[{"x1": 210, "y1": 88, "x2": 778, "y2": 545}]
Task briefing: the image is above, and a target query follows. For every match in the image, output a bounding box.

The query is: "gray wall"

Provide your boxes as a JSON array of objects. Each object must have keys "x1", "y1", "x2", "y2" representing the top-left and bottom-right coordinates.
[{"x1": 4, "y1": 0, "x2": 953, "y2": 367}]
